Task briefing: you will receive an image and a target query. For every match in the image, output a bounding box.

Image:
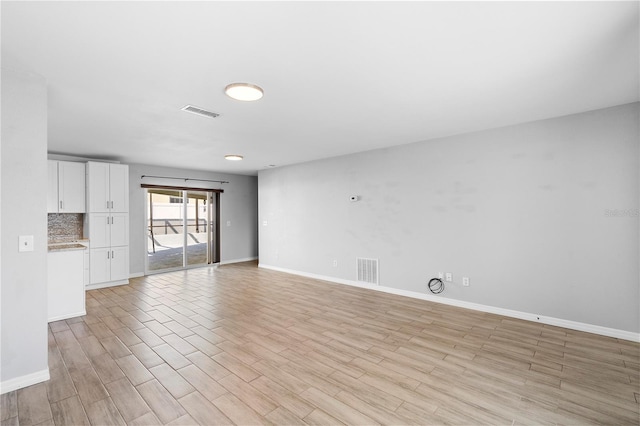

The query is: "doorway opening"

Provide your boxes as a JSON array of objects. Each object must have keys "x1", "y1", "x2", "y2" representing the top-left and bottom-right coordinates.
[{"x1": 145, "y1": 187, "x2": 220, "y2": 273}]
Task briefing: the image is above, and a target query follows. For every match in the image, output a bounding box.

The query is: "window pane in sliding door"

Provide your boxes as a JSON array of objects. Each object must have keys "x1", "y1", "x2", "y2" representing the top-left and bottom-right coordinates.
[
  {"x1": 186, "y1": 191, "x2": 209, "y2": 266},
  {"x1": 147, "y1": 189, "x2": 185, "y2": 271}
]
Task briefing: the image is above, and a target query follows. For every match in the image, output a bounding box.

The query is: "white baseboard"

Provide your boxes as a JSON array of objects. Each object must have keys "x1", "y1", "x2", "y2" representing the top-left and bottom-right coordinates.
[
  {"x1": 85, "y1": 279, "x2": 129, "y2": 291},
  {"x1": 258, "y1": 263, "x2": 640, "y2": 343},
  {"x1": 48, "y1": 310, "x2": 86, "y2": 323},
  {"x1": 129, "y1": 272, "x2": 144, "y2": 279},
  {"x1": 0, "y1": 369, "x2": 50, "y2": 394},
  {"x1": 220, "y1": 256, "x2": 258, "y2": 265}
]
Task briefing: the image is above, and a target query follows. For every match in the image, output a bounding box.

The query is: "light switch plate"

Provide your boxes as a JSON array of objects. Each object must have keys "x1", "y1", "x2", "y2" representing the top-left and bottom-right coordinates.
[{"x1": 19, "y1": 235, "x2": 34, "y2": 252}]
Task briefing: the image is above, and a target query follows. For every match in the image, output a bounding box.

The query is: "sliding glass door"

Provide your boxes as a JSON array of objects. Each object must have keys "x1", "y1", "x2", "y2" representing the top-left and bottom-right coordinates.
[
  {"x1": 186, "y1": 190, "x2": 213, "y2": 267},
  {"x1": 146, "y1": 188, "x2": 219, "y2": 273},
  {"x1": 147, "y1": 189, "x2": 184, "y2": 271}
]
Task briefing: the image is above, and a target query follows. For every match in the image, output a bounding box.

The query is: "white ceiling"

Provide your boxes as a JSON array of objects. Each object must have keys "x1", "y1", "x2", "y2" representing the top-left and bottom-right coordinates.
[{"x1": 2, "y1": 1, "x2": 638, "y2": 176}]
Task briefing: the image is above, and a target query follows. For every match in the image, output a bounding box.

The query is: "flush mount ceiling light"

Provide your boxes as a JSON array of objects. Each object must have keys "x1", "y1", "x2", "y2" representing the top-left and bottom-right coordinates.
[
  {"x1": 225, "y1": 155, "x2": 244, "y2": 161},
  {"x1": 224, "y1": 83, "x2": 264, "y2": 101}
]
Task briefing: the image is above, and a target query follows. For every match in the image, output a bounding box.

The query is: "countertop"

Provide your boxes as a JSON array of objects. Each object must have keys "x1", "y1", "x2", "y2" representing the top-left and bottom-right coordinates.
[
  {"x1": 48, "y1": 239, "x2": 89, "y2": 252},
  {"x1": 49, "y1": 243, "x2": 86, "y2": 252}
]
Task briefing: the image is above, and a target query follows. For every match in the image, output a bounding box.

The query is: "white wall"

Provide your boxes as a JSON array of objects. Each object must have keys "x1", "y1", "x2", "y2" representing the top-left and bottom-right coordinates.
[
  {"x1": 1, "y1": 68, "x2": 49, "y2": 391},
  {"x1": 128, "y1": 163, "x2": 258, "y2": 275},
  {"x1": 259, "y1": 103, "x2": 639, "y2": 334}
]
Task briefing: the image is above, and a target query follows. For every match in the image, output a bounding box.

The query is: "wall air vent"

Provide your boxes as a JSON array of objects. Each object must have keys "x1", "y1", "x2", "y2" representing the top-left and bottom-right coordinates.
[
  {"x1": 181, "y1": 105, "x2": 220, "y2": 119},
  {"x1": 356, "y1": 257, "x2": 379, "y2": 285}
]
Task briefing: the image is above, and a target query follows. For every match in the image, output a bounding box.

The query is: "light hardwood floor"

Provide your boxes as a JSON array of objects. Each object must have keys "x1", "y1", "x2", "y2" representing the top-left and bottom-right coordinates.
[{"x1": 2, "y1": 261, "x2": 639, "y2": 425}]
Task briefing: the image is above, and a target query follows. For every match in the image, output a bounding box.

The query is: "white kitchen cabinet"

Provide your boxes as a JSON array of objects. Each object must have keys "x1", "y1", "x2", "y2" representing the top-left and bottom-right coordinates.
[
  {"x1": 47, "y1": 161, "x2": 58, "y2": 212},
  {"x1": 48, "y1": 249, "x2": 86, "y2": 321},
  {"x1": 83, "y1": 244, "x2": 90, "y2": 286},
  {"x1": 109, "y1": 164, "x2": 129, "y2": 212},
  {"x1": 87, "y1": 162, "x2": 129, "y2": 213},
  {"x1": 47, "y1": 160, "x2": 86, "y2": 213},
  {"x1": 87, "y1": 162, "x2": 108, "y2": 212},
  {"x1": 59, "y1": 162, "x2": 87, "y2": 212},
  {"x1": 89, "y1": 212, "x2": 128, "y2": 248},
  {"x1": 110, "y1": 246, "x2": 129, "y2": 281},
  {"x1": 86, "y1": 161, "x2": 129, "y2": 288},
  {"x1": 88, "y1": 213, "x2": 109, "y2": 248},
  {"x1": 90, "y1": 248, "x2": 110, "y2": 284},
  {"x1": 90, "y1": 246, "x2": 129, "y2": 284}
]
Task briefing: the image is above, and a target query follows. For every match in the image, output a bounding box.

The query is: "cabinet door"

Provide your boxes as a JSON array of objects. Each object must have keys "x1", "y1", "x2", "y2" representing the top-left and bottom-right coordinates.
[
  {"x1": 109, "y1": 246, "x2": 129, "y2": 281},
  {"x1": 110, "y1": 213, "x2": 129, "y2": 247},
  {"x1": 90, "y1": 248, "x2": 111, "y2": 284},
  {"x1": 89, "y1": 213, "x2": 110, "y2": 248},
  {"x1": 109, "y1": 164, "x2": 129, "y2": 212},
  {"x1": 48, "y1": 250, "x2": 85, "y2": 321},
  {"x1": 83, "y1": 249, "x2": 90, "y2": 286},
  {"x1": 59, "y1": 161, "x2": 86, "y2": 213},
  {"x1": 87, "y1": 162, "x2": 110, "y2": 212},
  {"x1": 47, "y1": 161, "x2": 59, "y2": 213}
]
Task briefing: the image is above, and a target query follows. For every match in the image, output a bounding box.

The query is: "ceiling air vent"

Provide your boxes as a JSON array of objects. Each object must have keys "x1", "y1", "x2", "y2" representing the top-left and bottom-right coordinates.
[{"x1": 181, "y1": 105, "x2": 220, "y2": 119}]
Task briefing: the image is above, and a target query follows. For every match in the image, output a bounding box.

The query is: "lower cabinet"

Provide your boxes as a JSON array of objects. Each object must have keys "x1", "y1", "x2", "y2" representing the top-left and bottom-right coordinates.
[
  {"x1": 90, "y1": 246, "x2": 129, "y2": 284},
  {"x1": 84, "y1": 247, "x2": 90, "y2": 286},
  {"x1": 48, "y1": 249, "x2": 86, "y2": 322}
]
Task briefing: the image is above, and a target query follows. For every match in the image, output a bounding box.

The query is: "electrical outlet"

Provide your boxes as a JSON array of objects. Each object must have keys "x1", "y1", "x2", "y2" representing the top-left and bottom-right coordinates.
[
  {"x1": 438, "y1": 272, "x2": 444, "y2": 279},
  {"x1": 226, "y1": 220, "x2": 231, "y2": 226},
  {"x1": 332, "y1": 260, "x2": 338, "y2": 267},
  {"x1": 462, "y1": 277, "x2": 470, "y2": 287},
  {"x1": 445, "y1": 272, "x2": 452, "y2": 282}
]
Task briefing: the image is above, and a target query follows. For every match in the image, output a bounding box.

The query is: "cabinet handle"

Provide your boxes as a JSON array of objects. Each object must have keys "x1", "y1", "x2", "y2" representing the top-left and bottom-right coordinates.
[
  {"x1": 112, "y1": 250, "x2": 114, "y2": 258},
  {"x1": 60, "y1": 200, "x2": 63, "y2": 209},
  {"x1": 107, "y1": 251, "x2": 110, "y2": 259}
]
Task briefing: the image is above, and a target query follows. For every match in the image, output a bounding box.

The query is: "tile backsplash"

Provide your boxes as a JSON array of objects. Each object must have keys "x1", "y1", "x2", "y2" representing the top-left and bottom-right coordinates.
[{"x1": 48, "y1": 213, "x2": 84, "y2": 242}]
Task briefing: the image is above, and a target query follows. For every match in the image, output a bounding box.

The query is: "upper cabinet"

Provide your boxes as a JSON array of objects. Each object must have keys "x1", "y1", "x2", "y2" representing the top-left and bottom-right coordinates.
[
  {"x1": 47, "y1": 161, "x2": 58, "y2": 212},
  {"x1": 47, "y1": 160, "x2": 86, "y2": 213},
  {"x1": 87, "y1": 162, "x2": 129, "y2": 213}
]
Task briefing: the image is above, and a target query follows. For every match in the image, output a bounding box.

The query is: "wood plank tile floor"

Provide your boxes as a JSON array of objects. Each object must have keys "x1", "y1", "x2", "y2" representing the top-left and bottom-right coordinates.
[{"x1": 2, "y1": 261, "x2": 639, "y2": 425}]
